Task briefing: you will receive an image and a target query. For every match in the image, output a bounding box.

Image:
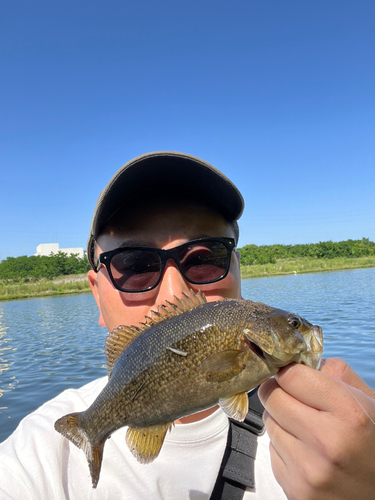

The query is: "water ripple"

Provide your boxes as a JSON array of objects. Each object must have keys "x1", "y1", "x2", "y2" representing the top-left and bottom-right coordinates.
[{"x1": 0, "y1": 294, "x2": 107, "y2": 441}]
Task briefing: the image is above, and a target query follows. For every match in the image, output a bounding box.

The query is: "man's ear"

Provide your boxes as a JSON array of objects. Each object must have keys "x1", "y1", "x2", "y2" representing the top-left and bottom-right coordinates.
[
  {"x1": 87, "y1": 270, "x2": 106, "y2": 326},
  {"x1": 235, "y1": 249, "x2": 241, "y2": 262}
]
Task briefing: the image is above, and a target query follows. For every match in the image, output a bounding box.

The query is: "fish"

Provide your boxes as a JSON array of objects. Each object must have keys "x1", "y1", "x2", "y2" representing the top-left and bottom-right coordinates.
[{"x1": 54, "y1": 290, "x2": 323, "y2": 488}]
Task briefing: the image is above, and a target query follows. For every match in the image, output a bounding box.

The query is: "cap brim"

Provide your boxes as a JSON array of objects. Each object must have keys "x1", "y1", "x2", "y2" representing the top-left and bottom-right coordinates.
[{"x1": 87, "y1": 151, "x2": 244, "y2": 268}]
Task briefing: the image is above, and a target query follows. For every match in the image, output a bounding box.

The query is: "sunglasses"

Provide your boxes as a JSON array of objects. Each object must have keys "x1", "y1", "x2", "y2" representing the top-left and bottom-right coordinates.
[{"x1": 96, "y1": 237, "x2": 236, "y2": 293}]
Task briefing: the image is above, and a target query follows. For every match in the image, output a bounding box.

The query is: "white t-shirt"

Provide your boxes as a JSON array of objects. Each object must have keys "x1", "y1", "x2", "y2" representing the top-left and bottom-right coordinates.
[{"x1": 0, "y1": 377, "x2": 286, "y2": 500}]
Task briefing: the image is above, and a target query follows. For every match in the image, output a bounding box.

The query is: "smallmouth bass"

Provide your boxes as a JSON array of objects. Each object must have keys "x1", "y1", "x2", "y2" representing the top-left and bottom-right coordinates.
[{"x1": 54, "y1": 290, "x2": 323, "y2": 488}]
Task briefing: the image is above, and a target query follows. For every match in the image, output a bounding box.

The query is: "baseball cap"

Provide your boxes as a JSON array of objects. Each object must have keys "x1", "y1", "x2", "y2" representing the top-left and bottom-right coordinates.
[{"x1": 87, "y1": 151, "x2": 244, "y2": 268}]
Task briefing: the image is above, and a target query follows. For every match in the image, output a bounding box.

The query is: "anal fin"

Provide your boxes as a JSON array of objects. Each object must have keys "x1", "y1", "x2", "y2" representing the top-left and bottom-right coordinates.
[
  {"x1": 219, "y1": 392, "x2": 249, "y2": 422},
  {"x1": 126, "y1": 422, "x2": 173, "y2": 464}
]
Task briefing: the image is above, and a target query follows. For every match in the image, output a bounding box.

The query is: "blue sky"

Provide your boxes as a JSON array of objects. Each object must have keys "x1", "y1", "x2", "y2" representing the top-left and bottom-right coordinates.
[{"x1": 1, "y1": 0, "x2": 374, "y2": 258}]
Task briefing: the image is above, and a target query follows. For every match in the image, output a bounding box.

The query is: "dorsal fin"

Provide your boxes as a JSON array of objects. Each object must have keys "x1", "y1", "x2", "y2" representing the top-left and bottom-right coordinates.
[
  {"x1": 105, "y1": 290, "x2": 207, "y2": 377},
  {"x1": 144, "y1": 289, "x2": 207, "y2": 327}
]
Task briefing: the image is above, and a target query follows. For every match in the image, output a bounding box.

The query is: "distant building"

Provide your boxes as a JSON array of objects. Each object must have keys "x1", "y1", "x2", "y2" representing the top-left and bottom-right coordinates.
[{"x1": 35, "y1": 243, "x2": 85, "y2": 259}]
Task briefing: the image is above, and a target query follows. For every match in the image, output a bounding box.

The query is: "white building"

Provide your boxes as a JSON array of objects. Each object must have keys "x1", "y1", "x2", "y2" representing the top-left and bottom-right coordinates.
[{"x1": 35, "y1": 243, "x2": 85, "y2": 259}]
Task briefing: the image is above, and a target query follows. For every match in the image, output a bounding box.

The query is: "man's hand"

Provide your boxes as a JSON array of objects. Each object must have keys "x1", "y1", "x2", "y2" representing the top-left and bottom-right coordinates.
[{"x1": 258, "y1": 358, "x2": 375, "y2": 500}]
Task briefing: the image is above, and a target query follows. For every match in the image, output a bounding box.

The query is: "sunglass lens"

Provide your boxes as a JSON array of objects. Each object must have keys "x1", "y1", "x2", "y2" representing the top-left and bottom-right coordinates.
[
  {"x1": 179, "y1": 241, "x2": 229, "y2": 284},
  {"x1": 110, "y1": 250, "x2": 162, "y2": 291}
]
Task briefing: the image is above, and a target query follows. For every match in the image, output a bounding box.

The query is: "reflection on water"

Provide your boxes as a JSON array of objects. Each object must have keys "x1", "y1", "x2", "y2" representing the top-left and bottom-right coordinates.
[{"x1": 0, "y1": 267, "x2": 374, "y2": 443}]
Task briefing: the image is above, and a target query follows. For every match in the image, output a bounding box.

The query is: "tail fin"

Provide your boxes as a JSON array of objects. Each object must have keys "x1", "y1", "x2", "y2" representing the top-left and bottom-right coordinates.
[{"x1": 54, "y1": 412, "x2": 105, "y2": 489}]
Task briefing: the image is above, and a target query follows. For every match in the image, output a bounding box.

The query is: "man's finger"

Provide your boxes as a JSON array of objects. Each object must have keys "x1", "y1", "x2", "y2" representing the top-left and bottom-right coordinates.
[
  {"x1": 260, "y1": 376, "x2": 323, "y2": 439},
  {"x1": 272, "y1": 362, "x2": 362, "y2": 412}
]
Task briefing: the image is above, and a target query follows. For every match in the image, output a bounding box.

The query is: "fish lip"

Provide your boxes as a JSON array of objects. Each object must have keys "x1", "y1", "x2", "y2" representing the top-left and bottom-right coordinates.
[{"x1": 296, "y1": 352, "x2": 323, "y2": 370}]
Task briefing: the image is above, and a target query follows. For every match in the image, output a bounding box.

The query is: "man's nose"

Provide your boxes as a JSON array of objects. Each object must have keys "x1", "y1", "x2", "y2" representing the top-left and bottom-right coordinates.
[{"x1": 155, "y1": 258, "x2": 191, "y2": 304}]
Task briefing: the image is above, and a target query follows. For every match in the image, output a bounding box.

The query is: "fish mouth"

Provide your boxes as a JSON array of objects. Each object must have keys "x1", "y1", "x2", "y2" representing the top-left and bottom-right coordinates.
[
  {"x1": 243, "y1": 323, "x2": 323, "y2": 370},
  {"x1": 244, "y1": 335, "x2": 300, "y2": 368},
  {"x1": 245, "y1": 338, "x2": 266, "y2": 361}
]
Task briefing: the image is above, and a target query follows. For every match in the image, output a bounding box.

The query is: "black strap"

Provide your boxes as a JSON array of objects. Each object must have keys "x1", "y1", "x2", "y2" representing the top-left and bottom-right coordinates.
[{"x1": 209, "y1": 388, "x2": 265, "y2": 500}]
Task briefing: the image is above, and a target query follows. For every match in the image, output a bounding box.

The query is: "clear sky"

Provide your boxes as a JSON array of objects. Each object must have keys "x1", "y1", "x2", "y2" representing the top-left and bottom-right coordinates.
[{"x1": 1, "y1": 0, "x2": 374, "y2": 258}]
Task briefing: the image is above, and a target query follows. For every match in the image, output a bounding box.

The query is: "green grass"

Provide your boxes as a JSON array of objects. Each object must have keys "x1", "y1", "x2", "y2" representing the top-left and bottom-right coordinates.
[
  {"x1": 0, "y1": 274, "x2": 91, "y2": 301},
  {"x1": 1, "y1": 257, "x2": 374, "y2": 300},
  {"x1": 240, "y1": 255, "x2": 375, "y2": 279}
]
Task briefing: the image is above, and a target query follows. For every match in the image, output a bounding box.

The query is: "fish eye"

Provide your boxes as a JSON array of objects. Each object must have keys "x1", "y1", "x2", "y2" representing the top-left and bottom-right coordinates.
[{"x1": 288, "y1": 316, "x2": 300, "y2": 328}]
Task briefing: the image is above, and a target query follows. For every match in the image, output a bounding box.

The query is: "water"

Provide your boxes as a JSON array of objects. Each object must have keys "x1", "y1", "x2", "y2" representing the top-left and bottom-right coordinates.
[
  {"x1": 0, "y1": 268, "x2": 374, "y2": 443},
  {"x1": 0, "y1": 293, "x2": 108, "y2": 442}
]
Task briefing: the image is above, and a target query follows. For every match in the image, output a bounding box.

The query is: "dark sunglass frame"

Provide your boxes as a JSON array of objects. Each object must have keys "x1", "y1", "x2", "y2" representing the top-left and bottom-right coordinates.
[{"x1": 96, "y1": 237, "x2": 236, "y2": 293}]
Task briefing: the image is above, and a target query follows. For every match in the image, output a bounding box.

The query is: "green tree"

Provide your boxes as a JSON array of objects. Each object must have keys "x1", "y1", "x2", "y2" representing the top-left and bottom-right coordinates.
[{"x1": 0, "y1": 253, "x2": 91, "y2": 281}]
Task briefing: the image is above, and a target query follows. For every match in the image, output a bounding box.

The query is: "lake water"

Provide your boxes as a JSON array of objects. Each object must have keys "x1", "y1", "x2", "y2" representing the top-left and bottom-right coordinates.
[{"x1": 0, "y1": 268, "x2": 374, "y2": 443}]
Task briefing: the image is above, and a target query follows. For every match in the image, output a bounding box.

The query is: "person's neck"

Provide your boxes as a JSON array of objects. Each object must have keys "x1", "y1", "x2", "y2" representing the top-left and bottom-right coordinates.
[{"x1": 175, "y1": 404, "x2": 219, "y2": 424}]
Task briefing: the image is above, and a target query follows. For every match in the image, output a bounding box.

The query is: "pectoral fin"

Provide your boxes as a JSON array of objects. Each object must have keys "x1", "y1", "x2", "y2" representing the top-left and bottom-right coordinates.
[
  {"x1": 219, "y1": 392, "x2": 249, "y2": 422},
  {"x1": 200, "y1": 350, "x2": 247, "y2": 382},
  {"x1": 126, "y1": 422, "x2": 173, "y2": 464}
]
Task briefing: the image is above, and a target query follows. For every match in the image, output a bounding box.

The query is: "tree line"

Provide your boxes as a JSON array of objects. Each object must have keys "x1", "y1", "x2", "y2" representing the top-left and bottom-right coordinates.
[
  {"x1": 238, "y1": 238, "x2": 375, "y2": 266},
  {"x1": 0, "y1": 238, "x2": 374, "y2": 281},
  {"x1": 0, "y1": 252, "x2": 91, "y2": 281}
]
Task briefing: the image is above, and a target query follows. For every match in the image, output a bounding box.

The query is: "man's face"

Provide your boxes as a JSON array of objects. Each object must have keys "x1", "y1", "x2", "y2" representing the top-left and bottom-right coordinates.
[{"x1": 88, "y1": 200, "x2": 242, "y2": 332}]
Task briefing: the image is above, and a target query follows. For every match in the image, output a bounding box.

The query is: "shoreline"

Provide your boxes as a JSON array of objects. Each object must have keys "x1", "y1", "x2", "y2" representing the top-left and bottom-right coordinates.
[
  {"x1": 1, "y1": 257, "x2": 374, "y2": 301},
  {"x1": 240, "y1": 255, "x2": 375, "y2": 279}
]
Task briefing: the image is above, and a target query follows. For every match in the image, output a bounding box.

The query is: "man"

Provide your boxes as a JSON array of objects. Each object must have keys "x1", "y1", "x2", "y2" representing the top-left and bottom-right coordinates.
[{"x1": 1, "y1": 151, "x2": 374, "y2": 499}]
